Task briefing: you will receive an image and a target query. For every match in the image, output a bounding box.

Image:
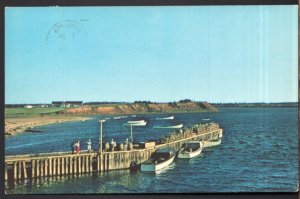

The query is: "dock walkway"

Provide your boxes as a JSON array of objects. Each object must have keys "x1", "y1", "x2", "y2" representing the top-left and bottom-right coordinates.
[{"x1": 5, "y1": 122, "x2": 223, "y2": 181}]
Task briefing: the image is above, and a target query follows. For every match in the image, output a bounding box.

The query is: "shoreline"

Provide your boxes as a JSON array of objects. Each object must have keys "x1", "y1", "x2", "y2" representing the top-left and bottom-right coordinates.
[{"x1": 5, "y1": 115, "x2": 91, "y2": 136}]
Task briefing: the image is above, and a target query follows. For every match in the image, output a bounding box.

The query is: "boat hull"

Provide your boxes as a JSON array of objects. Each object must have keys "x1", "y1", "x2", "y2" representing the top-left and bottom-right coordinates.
[
  {"x1": 178, "y1": 142, "x2": 204, "y2": 159},
  {"x1": 153, "y1": 124, "x2": 183, "y2": 129},
  {"x1": 127, "y1": 120, "x2": 145, "y2": 124},
  {"x1": 124, "y1": 122, "x2": 147, "y2": 126},
  {"x1": 141, "y1": 155, "x2": 175, "y2": 172},
  {"x1": 156, "y1": 116, "x2": 174, "y2": 120},
  {"x1": 203, "y1": 139, "x2": 222, "y2": 148}
]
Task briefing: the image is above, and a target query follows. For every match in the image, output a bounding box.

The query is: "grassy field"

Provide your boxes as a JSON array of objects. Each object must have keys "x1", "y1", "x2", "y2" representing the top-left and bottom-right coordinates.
[{"x1": 5, "y1": 107, "x2": 65, "y2": 117}]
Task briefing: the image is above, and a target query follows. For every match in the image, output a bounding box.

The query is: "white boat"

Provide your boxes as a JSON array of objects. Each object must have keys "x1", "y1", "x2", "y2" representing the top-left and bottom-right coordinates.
[
  {"x1": 153, "y1": 124, "x2": 183, "y2": 129},
  {"x1": 178, "y1": 141, "x2": 204, "y2": 159},
  {"x1": 127, "y1": 120, "x2": 145, "y2": 124},
  {"x1": 141, "y1": 148, "x2": 176, "y2": 172},
  {"x1": 124, "y1": 121, "x2": 147, "y2": 126},
  {"x1": 202, "y1": 139, "x2": 222, "y2": 148},
  {"x1": 202, "y1": 118, "x2": 210, "y2": 121},
  {"x1": 113, "y1": 116, "x2": 122, "y2": 120},
  {"x1": 156, "y1": 116, "x2": 174, "y2": 120}
]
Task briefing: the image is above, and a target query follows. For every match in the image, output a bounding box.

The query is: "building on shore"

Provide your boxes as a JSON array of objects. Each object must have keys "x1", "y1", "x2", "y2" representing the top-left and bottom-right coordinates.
[{"x1": 52, "y1": 101, "x2": 83, "y2": 108}]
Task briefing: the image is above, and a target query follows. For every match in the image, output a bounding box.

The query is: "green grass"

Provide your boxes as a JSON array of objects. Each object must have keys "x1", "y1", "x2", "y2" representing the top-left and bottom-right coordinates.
[{"x1": 5, "y1": 107, "x2": 65, "y2": 117}]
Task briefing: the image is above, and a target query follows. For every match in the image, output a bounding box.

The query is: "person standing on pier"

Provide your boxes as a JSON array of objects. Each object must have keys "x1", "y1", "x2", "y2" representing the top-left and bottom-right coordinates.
[
  {"x1": 111, "y1": 139, "x2": 115, "y2": 151},
  {"x1": 87, "y1": 139, "x2": 92, "y2": 152},
  {"x1": 76, "y1": 140, "x2": 81, "y2": 154}
]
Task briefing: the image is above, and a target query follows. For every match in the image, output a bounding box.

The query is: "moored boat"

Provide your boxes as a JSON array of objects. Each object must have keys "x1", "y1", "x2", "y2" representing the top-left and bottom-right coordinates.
[
  {"x1": 202, "y1": 139, "x2": 222, "y2": 148},
  {"x1": 124, "y1": 121, "x2": 147, "y2": 126},
  {"x1": 141, "y1": 148, "x2": 176, "y2": 172},
  {"x1": 153, "y1": 124, "x2": 183, "y2": 129},
  {"x1": 178, "y1": 140, "x2": 204, "y2": 159},
  {"x1": 127, "y1": 120, "x2": 145, "y2": 124},
  {"x1": 156, "y1": 116, "x2": 175, "y2": 120}
]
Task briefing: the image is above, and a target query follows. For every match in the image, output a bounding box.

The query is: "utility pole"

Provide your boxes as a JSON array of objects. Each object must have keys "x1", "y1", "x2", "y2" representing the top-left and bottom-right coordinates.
[
  {"x1": 130, "y1": 124, "x2": 133, "y2": 143},
  {"x1": 99, "y1": 119, "x2": 106, "y2": 153}
]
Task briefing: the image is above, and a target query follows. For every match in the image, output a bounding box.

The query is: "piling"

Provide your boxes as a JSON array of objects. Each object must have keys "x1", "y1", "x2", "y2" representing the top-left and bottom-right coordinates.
[
  {"x1": 41, "y1": 160, "x2": 44, "y2": 177},
  {"x1": 45, "y1": 159, "x2": 48, "y2": 176},
  {"x1": 78, "y1": 156, "x2": 81, "y2": 174},
  {"x1": 57, "y1": 158, "x2": 61, "y2": 176},
  {"x1": 89, "y1": 156, "x2": 93, "y2": 172},
  {"x1": 70, "y1": 157, "x2": 73, "y2": 174},
  {"x1": 61, "y1": 157, "x2": 65, "y2": 175},
  {"x1": 53, "y1": 158, "x2": 56, "y2": 176},
  {"x1": 23, "y1": 161, "x2": 27, "y2": 179}
]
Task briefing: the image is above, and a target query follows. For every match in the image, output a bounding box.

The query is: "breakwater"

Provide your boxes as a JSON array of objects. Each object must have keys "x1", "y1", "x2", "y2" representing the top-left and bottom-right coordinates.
[{"x1": 5, "y1": 122, "x2": 222, "y2": 181}]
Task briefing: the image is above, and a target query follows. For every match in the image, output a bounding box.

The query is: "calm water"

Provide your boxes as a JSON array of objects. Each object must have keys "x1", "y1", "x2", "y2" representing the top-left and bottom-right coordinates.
[{"x1": 5, "y1": 107, "x2": 299, "y2": 193}]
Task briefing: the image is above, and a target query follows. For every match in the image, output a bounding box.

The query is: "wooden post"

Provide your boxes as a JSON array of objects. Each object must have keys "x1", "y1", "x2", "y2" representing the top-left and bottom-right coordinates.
[
  {"x1": 70, "y1": 157, "x2": 73, "y2": 175},
  {"x1": 101, "y1": 155, "x2": 104, "y2": 171},
  {"x1": 53, "y1": 158, "x2": 56, "y2": 176},
  {"x1": 36, "y1": 160, "x2": 40, "y2": 178},
  {"x1": 89, "y1": 156, "x2": 93, "y2": 172},
  {"x1": 45, "y1": 159, "x2": 48, "y2": 176},
  {"x1": 40, "y1": 160, "x2": 44, "y2": 177},
  {"x1": 82, "y1": 156, "x2": 86, "y2": 173},
  {"x1": 57, "y1": 158, "x2": 61, "y2": 176},
  {"x1": 18, "y1": 161, "x2": 22, "y2": 180},
  {"x1": 97, "y1": 155, "x2": 100, "y2": 171},
  {"x1": 78, "y1": 156, "x2": 81, "y2": 174},
  {"x1": 65, "y1": 157, "x2": 69, "y2": 175},
  {"x1": 14, "y1": 162, "x2": 17, "y2": 180},
  {"x1": 74, "y1": 157, "x2": 77, "y2": 174},
  {"x1": 62, "y1": 158, "x2": 65, "y2": 175},
  {"x1": 49, "y1": 158, "x2": 52, "y2": 176},
  {"x1": 22, "y1": 161, "x2": 27, "y2": 179},
  {"x1": 31, "y1": 160, "x2": 35, "y2": 179},
  {"x1": 5, "y1": 166, "x2": 8, "y2": 181},
  {"x1": 105, "y1": 154, "x2": 108, "y2": 171}
]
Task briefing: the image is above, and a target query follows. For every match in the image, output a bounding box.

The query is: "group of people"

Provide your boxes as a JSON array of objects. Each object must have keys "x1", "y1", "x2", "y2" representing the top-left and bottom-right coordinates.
[
  {"x1": 110, "y1": 138, "x2": 130, "y2": 151},
  {"x1": 71, "y1": 137, "x2": 131, "y2": 154},
  {"x1": 71, "y1": 139, "x2": 92, "y2": 154}
]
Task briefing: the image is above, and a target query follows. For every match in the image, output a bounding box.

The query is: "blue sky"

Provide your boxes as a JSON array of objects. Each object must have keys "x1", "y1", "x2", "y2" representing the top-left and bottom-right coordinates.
[{"x1": 5, "y1": 6, "x2": 298, "y2": 104}]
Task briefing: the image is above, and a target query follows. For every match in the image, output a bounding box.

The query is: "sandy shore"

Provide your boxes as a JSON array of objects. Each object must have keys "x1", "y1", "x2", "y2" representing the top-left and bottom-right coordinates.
[{"x1": 5, "y1": 115, "x2": 91, "y2": 136}]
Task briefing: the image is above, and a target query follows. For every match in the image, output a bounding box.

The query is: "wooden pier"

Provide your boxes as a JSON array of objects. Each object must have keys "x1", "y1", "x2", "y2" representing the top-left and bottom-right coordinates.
[{"x1": 5, "y1": 122, "x2": 222, "y2": 181}]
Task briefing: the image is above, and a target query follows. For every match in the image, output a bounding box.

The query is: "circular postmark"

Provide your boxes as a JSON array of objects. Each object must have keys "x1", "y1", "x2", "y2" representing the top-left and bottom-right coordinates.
[{"x1": 46, "y1": 20, "x2": 87, "y2": 51}]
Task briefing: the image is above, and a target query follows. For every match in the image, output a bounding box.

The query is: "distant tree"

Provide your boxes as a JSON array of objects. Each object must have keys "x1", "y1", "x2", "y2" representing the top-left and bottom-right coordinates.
[{"x1": 179, "y1": 99, "x2": 192, "y2": 103}]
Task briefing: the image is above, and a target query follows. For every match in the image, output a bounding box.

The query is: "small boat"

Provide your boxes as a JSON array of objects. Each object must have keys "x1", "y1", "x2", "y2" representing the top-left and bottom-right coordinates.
[
  {"x1": 202, "y1": 139, "x2": 222, "y2": 148},
  {"x1": 178, "y1": 141, "x2": 204, "y2": 159},
  {"x1": 113, "y1": 116, "x2": 122, "y2": 120},
  {"x1": 124, "y1": 121, "x2": 147, "y2": 126},
  {"x1": 131, "y1": 115, "x2": 136, "y2": 117},
  {"x1": 202, "y1": 118, "x2": 210, "y2": 121},
  {"x1": 127, "y1": 120, "x2": 145, "y2": 124},
  {"x1": 153, "y1": 124, "x2": 183, "y2": 129},
  {"x1": 141, "y1": 148, "x2": 176, "y2": 172},
  {"x1": 156, "y1": 116, "x2": 174, "y2": 120},
  {"x1": 25, "y1": 129, "x2": 43, "y2": 133}
]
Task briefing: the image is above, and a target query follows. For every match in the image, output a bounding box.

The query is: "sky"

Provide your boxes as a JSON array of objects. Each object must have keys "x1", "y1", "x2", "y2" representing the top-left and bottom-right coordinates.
[{"x1": 5, "y1": 6, "x2": 298, "y2": 104}]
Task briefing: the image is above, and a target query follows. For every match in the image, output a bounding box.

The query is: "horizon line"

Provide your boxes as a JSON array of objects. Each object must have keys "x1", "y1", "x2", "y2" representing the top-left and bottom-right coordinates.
[{"x1": 4, "y1": 101, "x2": 298, "y2": 105}]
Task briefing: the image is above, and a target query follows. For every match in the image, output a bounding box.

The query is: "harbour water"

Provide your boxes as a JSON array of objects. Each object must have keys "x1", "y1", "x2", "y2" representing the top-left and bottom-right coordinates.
[{"x1": 5, "y1": 107, "x2": 299, "y2": 193}]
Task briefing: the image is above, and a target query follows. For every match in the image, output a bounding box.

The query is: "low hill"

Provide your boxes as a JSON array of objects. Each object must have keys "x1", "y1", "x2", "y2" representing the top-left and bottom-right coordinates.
[{"x1": 63, "y1": 102, "x2": 218, "y2": 115}]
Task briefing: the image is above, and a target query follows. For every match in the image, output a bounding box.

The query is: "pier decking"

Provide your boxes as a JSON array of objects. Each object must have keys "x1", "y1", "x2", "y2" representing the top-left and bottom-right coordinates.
[{"x1": 5, "y1": 122, "x2": 222, "y2": 181}]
